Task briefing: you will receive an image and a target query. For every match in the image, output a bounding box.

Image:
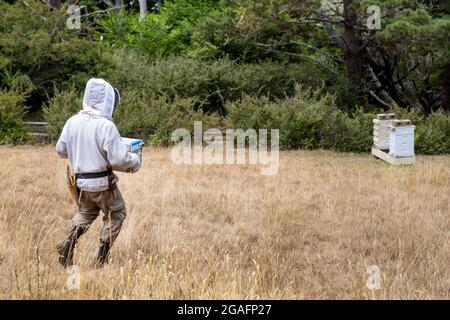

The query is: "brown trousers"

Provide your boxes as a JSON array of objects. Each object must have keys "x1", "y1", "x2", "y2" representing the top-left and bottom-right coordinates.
[{"x1": 71, "y1": 187, "x2": 127, "y2": 243}]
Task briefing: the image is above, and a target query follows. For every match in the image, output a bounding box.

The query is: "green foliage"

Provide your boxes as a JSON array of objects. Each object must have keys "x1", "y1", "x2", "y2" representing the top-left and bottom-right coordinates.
[
  {"x1": 226, "y1": 86, "x2": 374, "y2": 151},
  {"x1": 415, "y1": 111, "x2": 450, "y2": 154},
  {"x1": 43, "y1": 83, "x2": 450, "y2": 153},
  {"x1": 109, "y1": 52, "x2": 345, "y2": 114},
  {"x1": 393, "y1": 107, "x2": 450, "y2": 154},
  {"x1": 0, "y1": 89, "x2": 31, "y2": 144},
  {"x1": 115, "y1": 92, "x2": 220, "y2": 145},
  {"x1": 232, "y1": 0, "x2": 450, "y2": 112},
  {"x1": 327, "y1": 109, "x2": 374, "y2": 152},
  {"x1": 0, "y1": 1, "x2": 114, "y2": 108},
  {"x1": 98, "y1": 0, "x2": 233, "y2": 58},
  {"x1": 375, "y1": 6, "x2": 450, "y2": 109},
  {"x1": 43, "y1": 86, "x2": 219, "y2": 146},
  {"x1": 227, "y1": 86, "x2": 450, "y2": 153},
  {"x1": 43, "y1": 87, "x2": 81, "y2": 141},
  {"x1": 1, "y1": 0, "x2": 448, "y2": 154},
  {"x1": 0, "y1": 70, "x2": 33, "y2": 144}
]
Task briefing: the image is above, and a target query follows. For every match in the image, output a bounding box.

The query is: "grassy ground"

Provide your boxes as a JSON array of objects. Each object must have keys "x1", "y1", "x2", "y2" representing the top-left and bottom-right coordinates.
[{"x1": 0, "y1": 145, "x2": 449, "y2": 299}]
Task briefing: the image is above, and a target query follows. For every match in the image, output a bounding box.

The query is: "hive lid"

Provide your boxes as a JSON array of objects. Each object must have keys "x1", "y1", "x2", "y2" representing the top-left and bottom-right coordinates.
[
  {"x1": 121, "y1": 137, "x2": 144, "y2": 146},
  {"x1": 375, "y1": 113, "x2": 396, "y2": 120},
  {"x1": 390, "y1": 119, "x2": 412, "y2": 127}
]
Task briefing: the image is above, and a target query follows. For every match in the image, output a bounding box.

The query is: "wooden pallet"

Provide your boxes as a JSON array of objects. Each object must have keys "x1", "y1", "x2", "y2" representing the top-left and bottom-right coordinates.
[{"x1": 371, "y1": 147, "x2": 414, "y2": 165}]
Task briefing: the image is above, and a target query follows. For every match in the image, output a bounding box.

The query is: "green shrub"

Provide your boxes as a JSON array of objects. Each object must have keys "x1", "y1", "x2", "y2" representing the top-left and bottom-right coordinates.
[
  {"x1": 0, "y1": 1, "x2": 114, "y2": 109},
  {"x1": 225, "y1": 85, "x2": 374, "y2": 151},
  {"x1": 226, "y1": 86, "x2": 450, "y2": 153},
  {"x1": 43, "y1": 87, "x2": 82, "y2": 141},
  {"x1": 44, "y1": 87, "x2": 219, "y2": 146},
  {"x1": 328, "y1": 109, "x2": 373, "y2": 152},
  {"x1": 115, "y1": 92, "x2": 220, "y2": 145},
  {"x1": 391, "y1": 107, "x2": 450, "y2": 155},
  {"x1": 98, "y1": 0, "x2": 233, "y2": 57},
  {"x1": 0, "y1": 89, "x2": 31, "y2": 144},
  {"x1": 42, "y1": 85, "x2": 450, "y2": 154},
  {"x1": 415, "y1": 111, "x2": 450, "y2": 155},
  {"x1": 109, "y1": 52, "x2": 338, "y2": 114}
]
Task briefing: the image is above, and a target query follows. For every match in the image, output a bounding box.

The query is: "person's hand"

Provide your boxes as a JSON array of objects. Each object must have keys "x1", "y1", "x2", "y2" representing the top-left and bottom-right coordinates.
[{"x1": 129, "y1": 152, "x2": 141, "y2": 173}]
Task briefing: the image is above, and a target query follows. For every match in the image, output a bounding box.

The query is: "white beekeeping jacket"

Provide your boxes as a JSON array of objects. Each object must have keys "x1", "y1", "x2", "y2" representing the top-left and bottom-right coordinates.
[{"x1": 56, "y1": 78, "x2": 141, "y2": 192}]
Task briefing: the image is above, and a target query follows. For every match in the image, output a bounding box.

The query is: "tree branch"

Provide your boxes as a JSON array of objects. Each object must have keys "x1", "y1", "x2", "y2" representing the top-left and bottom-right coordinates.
[
  {"x1": 314, "y1": 10, "x2": 346, "y2": 50},
  {"x1": 369, "y1": 90, "x2": 391, "y2": 108},
  {"x1": 289, "y1": 40, "x2": 344, "y2": 64},
  {"x1": 255, "y1": 44, "x2": 341, "y2": 77},
  {"x1": 368, "y1": 65, "x2": 397, "y2": 107}
]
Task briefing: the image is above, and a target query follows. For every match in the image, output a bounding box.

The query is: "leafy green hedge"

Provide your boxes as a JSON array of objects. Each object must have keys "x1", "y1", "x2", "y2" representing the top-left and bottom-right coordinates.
[
  {"x1": 108, "y1": 52, "x2": 344, "y2": 114},
  {"x1": 394, "y1": 108, "x2": 450, "y2": 155},
  {"x1": 42, "y1": 87, "x2": 81, "y2": 141},
  {"x1": 226, "y1": 86, "x2": 373, "y2": 152},
  {"x1": 227, "y1": 88, "x2": 450, "y2": 154},
  {"x1": 0, "y1": 1, "x2": 115, "y2": 110},
  {"x1": 0, "y1": 89, "x2": 31, "y2": 144},
  {"x1": 43, "y1": 84, "x2": 450, "y2": 154},
  {"x1": 43, "y1": 87, "x2": 219, "y2": 146}
]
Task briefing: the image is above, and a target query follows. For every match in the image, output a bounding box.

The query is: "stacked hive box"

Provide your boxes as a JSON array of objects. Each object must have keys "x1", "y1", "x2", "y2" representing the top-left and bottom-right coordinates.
[
  {"x1": 389, "y1": 120, "x2": 415, "y2": 158},
  {"x1": 373, "y1": 113, "x2": 395, "y2": 150}
]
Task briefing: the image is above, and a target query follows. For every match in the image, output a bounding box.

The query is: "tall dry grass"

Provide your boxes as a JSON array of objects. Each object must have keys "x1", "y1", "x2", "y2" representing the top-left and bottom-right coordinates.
[{"x1": 0, "y1": 145, "x2": 449, "y2": 299}]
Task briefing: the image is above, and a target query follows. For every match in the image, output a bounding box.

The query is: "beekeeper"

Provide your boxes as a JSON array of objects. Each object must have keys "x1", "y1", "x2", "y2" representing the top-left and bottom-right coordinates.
[{"x1": 55, "y1": 78, "x2": 141, "y2": 268}]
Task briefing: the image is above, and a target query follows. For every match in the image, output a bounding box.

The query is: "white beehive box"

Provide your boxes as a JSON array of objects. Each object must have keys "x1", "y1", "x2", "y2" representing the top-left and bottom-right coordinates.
[
  {"x1": 121, "y1": 137, "x2": 144, "y2": 156},
  {"x1": 389, "y1": 120, "x2": 415, "y2": 158},
  {"x1": 373, "y1": 113, "x2": 395, "y2": 150}
]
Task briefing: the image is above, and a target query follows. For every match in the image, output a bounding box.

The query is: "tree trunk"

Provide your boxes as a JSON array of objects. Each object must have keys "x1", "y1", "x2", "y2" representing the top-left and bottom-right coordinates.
[
  {"x1": 115, "y1": 0, "x2": 122, "y2": 12},
  {"x1": 45, "y1": 0, "x2": 61, "y2": 8},
  {"x1": 342, "y1": 0, "x2": 365, "y2": 81},
  {"x1": 440, "y1": 63, "x2": 450, "y2": 112}
]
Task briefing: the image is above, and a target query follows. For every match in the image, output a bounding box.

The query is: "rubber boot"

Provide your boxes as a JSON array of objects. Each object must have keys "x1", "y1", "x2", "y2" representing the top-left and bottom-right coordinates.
[
  {"x1": 56, "y1": 227, "x2": 84, "y2": 267},
  {"x1": 96, "y1": 241, "x2": 111, "y2": 268}
]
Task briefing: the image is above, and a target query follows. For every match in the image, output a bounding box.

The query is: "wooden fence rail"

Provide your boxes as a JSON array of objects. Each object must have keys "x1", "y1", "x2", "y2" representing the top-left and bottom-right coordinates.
[{"x1": 25, "y1": 121, "x2": 49, "y2": 140}]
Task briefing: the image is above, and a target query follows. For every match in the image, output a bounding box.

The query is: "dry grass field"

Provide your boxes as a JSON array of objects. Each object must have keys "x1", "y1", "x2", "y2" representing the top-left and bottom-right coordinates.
[{"x1": 0, "y1": 145, "x2": 449, "y2": 299}]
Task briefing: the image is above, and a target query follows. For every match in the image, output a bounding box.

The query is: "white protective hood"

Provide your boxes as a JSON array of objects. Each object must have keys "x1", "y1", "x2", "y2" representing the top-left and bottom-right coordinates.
[
  {"x1": 82, "y1": 78, "x2": 116, "y2": 119},
  {"x1": 56, "y1": 78, "x2": 140, "y2": 192}
]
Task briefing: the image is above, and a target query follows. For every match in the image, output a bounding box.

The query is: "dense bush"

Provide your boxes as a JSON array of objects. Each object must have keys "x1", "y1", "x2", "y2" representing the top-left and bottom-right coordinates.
[
  {"x1": 44, "y1": 87, "x2": 219, "y2": 146},
  {"x1": 0, "y1": 1, "x2": 115, "y2": 111},
  {"x1": 43, "y1": 87, "x2": 82, "y2": 141},
  {"x1": 109, "y1": 52, "x2": 344, "y2": 114},
  {"x1": 114, "y1": 93, "x2": 220, "y2": 145},
  {"x1": 415, "y1": 112, "x2": 450, "y2": 155},
  {"x1": 393, "y1": 107, "x2": 450, "y2": 155},
  {"x1": 227, "y1": 86, "x2": 450, "y2": 153},
  {"x1": 98, "y1": 0, "x2": 235, "y2": 58},
  {"x1": 2, "y1": 1, "x2": 448, "y2": 154},
  {"x1": 0, "y1": 89, "x2": 31, "y2": 144},
  {"x1": 44, "y1": 84, "x2": 450, "y2": 153},
  {"x1": 226, "y1": 86, "x2": 373, "y2": 152}
]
